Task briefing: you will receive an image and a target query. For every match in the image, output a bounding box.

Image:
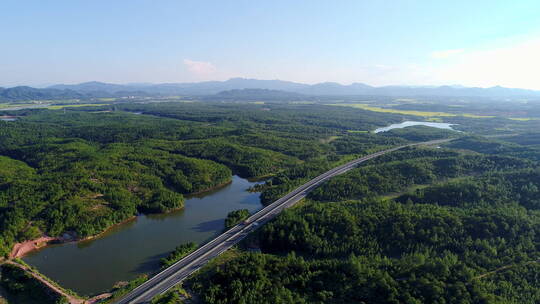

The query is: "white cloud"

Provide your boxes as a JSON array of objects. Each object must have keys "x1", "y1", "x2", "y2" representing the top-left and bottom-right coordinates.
[
  {"x1": 433, "y1": 37, "x2": 540, "y2": 89},
  {"x1": 183, "y1": 59, "x2": 216, "y2": 76},
  {"x1": 430, "y1": 49, "x2": 464, "y2": 59}
]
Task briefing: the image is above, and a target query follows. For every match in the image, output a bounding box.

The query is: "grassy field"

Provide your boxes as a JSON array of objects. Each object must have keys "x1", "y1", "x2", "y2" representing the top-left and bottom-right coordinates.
[
  {"x1": 461, "y1": 113, "x2": 496, "y2": 118},
  {"x1": 46, "y1": 103, "x2": 109, "y2": 110},
  {"x1": 379, "y1": 176, "x2": 474, "y2": 201},
  {"x1": 328, "y1": 103, "x2": 456, "y2": 117},
  {"x1": 0, "y1": 103, "x2": 40, "y2": 109},
  {"x1": 328, "y1": 103, "x2": 495, "y2": 119},
  {"x1": 1, "y1": 101, "x2": 108, "y2": 111}
]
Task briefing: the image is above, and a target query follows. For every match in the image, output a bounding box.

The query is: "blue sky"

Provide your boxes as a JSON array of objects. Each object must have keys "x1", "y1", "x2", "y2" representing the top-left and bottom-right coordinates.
[{"x1": 2, "y1": 0, "x2": 540, "y2": 89}]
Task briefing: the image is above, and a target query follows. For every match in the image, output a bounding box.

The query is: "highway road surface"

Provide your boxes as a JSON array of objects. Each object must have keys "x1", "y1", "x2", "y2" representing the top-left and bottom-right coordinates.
[{"x1": 115, "y1": 139, "x2": 452, "y2": 304}]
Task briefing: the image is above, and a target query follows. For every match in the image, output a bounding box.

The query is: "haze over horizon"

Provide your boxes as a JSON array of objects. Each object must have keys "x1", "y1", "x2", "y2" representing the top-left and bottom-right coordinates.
[
  {"x1": 16, "y1": 78, "x2": 540, "y2": 92},
  {"x1": 2, "y1": 0, "x2": 540, "y2": 90},
  {"x1": 4, "y1": 78, "x2": 538, "y2": 95}
]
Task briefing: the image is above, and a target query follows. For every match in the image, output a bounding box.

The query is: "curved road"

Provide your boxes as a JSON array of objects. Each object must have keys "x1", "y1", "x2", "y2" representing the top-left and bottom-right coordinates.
[{"x1": 116, "y1": 139, "x2": 451, "y2": 304}]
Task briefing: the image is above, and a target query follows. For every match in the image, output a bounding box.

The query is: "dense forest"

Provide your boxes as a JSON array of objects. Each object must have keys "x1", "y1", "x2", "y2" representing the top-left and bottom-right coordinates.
[
  {"x1": 160, "y1": 242, "x2": 198, "y2": 269},
  {"x1": 0, "y1": 102, "x2": 412, "y2": 258},
  {"x1": 186, "y1": 135, "x2": 540, "y2": 304},
  {"x1": 3, "y1": 100, "x2": 540, "y2": 304},
  {"x1": 224, "y1": 209, "x2": 251, "y2": 230}
]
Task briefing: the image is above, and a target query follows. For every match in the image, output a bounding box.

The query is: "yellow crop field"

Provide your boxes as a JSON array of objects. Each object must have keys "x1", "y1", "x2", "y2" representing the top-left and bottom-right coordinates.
[
  {"x1": 461, "y1": 113, "x2": 496, "y2": 118},
  {"x1": 328, "y1": 103, "x2": 495, "y2": 119},
  {"x1": 328, "y1": 103, "x2": 456, "y2": 117}
]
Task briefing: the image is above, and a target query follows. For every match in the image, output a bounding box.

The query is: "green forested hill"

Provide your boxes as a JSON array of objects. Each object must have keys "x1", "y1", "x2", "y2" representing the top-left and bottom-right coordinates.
[
  {"x1": 0, "y1": 139, "x2": 231, "y2": 253},
  {"x1": 187, "y1": 136, "x2": 540, "y2": 304},
  {"x1": 0, "y1": 102, "x2": 408, "y2": 258},
  {"x1": 5, "y1": 101, "x2": 540, "y2": 304},
  {"x1": 0, "y1": 86, "x2": 83, "y2": 102}
]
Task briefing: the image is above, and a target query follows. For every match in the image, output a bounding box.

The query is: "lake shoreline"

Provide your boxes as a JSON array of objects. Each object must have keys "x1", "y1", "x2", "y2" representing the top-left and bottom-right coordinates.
[
  {"x1": 374, "y1": 120, "x2": 457, "y2": 133},
  {"x1": 21, "y1": 175, "x2": 262, "y2": 295},
  {"x1": 9, "y1": 216, "x2": 139, "y2": 259},
  {"x1": 184, "y1": 179, "x2": 233, "y2": 198},
  {"x1": 10, "y1": 179, "x2": 239, "y2": 260}
]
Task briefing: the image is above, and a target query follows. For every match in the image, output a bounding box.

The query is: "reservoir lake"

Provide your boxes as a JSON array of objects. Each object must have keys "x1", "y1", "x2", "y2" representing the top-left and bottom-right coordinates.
[{"x1": 23, "y1": 175, "x2": 263, "y2": 296}]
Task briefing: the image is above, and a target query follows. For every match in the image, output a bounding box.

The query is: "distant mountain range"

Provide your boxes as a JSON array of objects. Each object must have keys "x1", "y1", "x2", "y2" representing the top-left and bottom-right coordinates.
[
  {"x1": 203, "y1": 89, "x2": 309, "y2": 101},
  {"x1": 0, "y1": 86, "x2": 83, "y2": 101},
  {"x1": 2, "y1": 78, "x2": 540, "y2": 101},
  {"x1": 0, "y1": 86, "x2": 151, "y2": 102},
  {"x1": 47, "y1": 78, "x2": 540, "y2": 98}
]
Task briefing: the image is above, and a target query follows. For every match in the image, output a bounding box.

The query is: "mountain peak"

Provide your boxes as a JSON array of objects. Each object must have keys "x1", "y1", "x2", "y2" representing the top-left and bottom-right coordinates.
[{"x1": 40, "y1": 79, "x2": 540, "y2": 98}]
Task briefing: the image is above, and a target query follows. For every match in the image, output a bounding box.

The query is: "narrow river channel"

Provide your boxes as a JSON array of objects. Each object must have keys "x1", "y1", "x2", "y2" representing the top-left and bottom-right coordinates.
[{"x1": 23, "y1": 176, "x2": 263, "y2": 296}]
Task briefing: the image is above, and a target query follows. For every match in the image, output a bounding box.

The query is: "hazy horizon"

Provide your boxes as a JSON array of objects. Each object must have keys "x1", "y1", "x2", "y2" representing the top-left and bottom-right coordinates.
[
  {"x1": 2, "y1": 1, "x2": 540, "y2": 89},
  {"x1": 3, "y1": 78, "x2": 539, "y2": 92}
]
